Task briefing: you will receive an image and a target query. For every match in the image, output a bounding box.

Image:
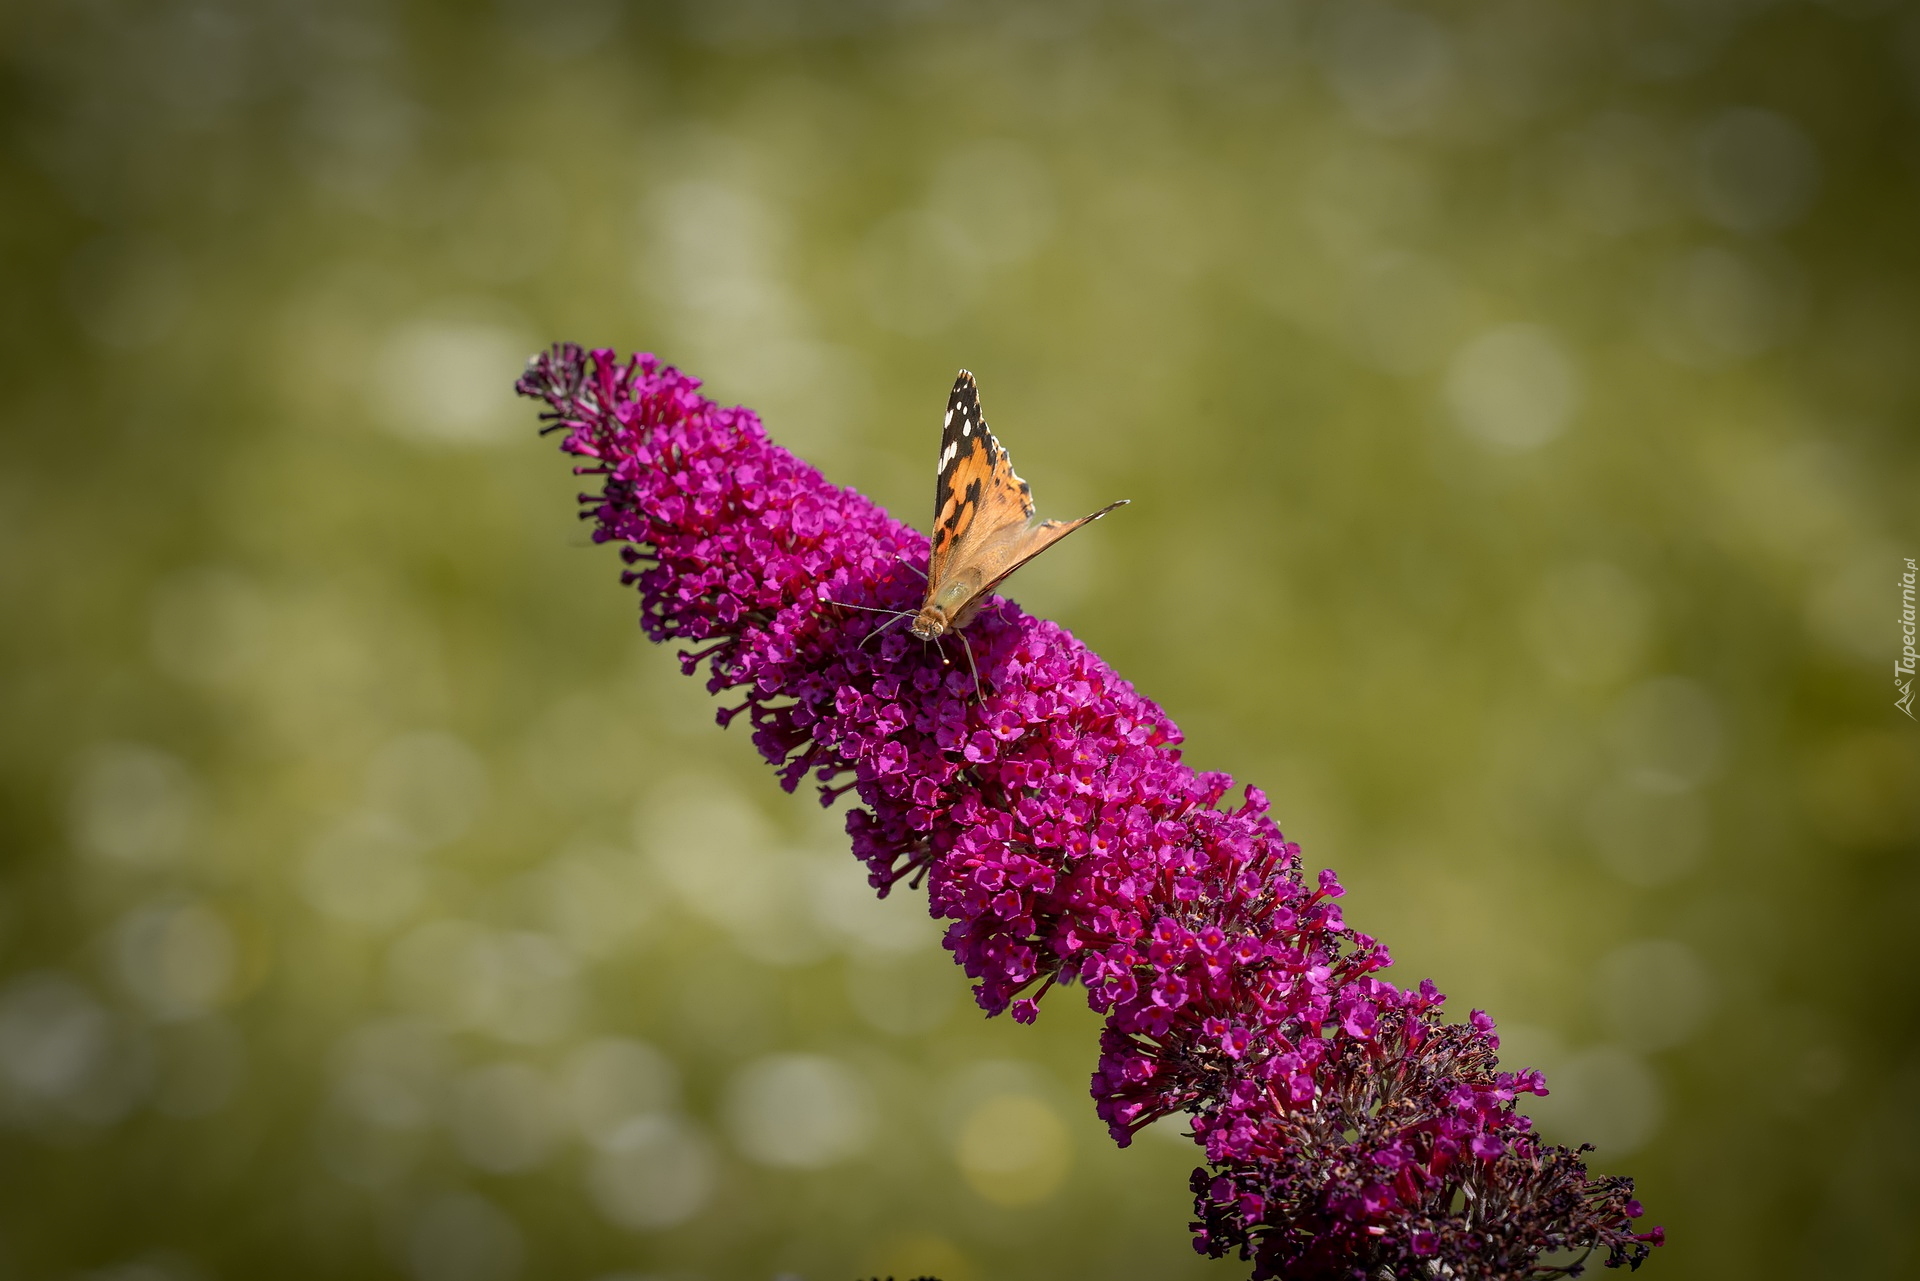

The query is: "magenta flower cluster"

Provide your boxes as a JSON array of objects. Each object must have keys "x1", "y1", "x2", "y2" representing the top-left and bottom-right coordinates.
[{"x1": 518, "y1": 346, "x2": 1663, "y2": 1279}]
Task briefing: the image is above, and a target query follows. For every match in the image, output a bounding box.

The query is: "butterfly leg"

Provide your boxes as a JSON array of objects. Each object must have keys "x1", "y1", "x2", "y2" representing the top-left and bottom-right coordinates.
[
  {"x1": 954, "y1": 628, "x2": 985, "y2": 704},
  {"x1": 821, "y1": 597, "x2": 916, "y2": 648},
  {"x1": 860, "y1": 612, "x2": 912, "y2": 648}
]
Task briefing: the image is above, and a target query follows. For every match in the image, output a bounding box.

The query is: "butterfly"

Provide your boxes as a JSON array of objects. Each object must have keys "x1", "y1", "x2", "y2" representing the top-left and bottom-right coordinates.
[{"x1": 908, "y1": 370, "x2": 1127, "y2": 640}]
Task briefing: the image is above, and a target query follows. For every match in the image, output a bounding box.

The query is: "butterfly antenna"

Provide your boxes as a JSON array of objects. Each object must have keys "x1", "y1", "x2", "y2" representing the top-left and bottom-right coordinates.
[
  {"x1": 827, "y1": 598, "x2": 912, "y2": 617},
  {"x1": 895, "y1": 555, "x2": 928, "y2": 581}
]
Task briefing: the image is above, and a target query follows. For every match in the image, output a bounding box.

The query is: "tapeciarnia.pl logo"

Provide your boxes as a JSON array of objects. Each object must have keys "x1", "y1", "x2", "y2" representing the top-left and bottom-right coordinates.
[{"x1": 1899, "y1": 557, "x2": 1917, "y2": 720}]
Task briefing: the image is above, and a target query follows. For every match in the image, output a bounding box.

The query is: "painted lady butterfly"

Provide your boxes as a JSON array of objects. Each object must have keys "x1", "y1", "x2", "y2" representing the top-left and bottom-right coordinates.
[{"x1": 909, "y1": 370, "x2": 1127, "y2": 640}]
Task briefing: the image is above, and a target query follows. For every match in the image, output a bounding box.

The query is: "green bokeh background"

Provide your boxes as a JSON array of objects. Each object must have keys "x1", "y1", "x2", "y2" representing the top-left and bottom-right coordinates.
[{"x1": 2, "y1": 2, "x2": 1917, "y2": 1279}]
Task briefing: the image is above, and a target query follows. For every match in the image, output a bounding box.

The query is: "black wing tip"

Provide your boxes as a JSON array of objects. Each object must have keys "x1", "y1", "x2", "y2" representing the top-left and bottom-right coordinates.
[{"x1": 948, "y1": 370, "x2": 983, "y2": 421}]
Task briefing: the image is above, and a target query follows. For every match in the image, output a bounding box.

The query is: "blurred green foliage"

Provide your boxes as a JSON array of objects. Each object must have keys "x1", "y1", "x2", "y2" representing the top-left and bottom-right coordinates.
[{"x1": 2, "y1": 1, "x2": 1917, "y2": 1280}]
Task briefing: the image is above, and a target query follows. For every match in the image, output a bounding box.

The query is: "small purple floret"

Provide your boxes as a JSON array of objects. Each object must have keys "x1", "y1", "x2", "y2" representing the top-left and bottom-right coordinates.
[{"x1": 518, "y1": 346, "x2": 1663, "y2": 1279}]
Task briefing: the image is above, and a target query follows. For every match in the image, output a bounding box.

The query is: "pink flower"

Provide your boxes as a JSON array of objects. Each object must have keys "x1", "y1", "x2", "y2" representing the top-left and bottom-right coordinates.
[{"x1": 519, "y1": 346, "x2": 1661, "y2": 1279}]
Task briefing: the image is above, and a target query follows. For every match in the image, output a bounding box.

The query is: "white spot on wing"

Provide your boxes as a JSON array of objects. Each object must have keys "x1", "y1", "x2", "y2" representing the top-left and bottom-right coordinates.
[
  {"x1": 939, "y1": 440, "x2": 958, "y2": 472},
  {"x1": 961, "y1": 420, "x2": 971, "y2": 436},
  {"x1": 944, "y1": 408, "x2": 953, "y2": 427}
]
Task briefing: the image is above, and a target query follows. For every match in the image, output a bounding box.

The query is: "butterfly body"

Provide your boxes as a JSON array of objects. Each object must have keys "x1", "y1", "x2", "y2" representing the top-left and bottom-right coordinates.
[{"x1": 909, "y1": 371, "x2": 1126, "y2": 640}]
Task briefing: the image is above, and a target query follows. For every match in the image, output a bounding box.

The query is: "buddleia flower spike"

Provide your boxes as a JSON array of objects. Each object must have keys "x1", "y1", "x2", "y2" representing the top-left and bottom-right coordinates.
[{"x1": 518, "y1": 346, "x2": 1662, "y2": 1279}]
